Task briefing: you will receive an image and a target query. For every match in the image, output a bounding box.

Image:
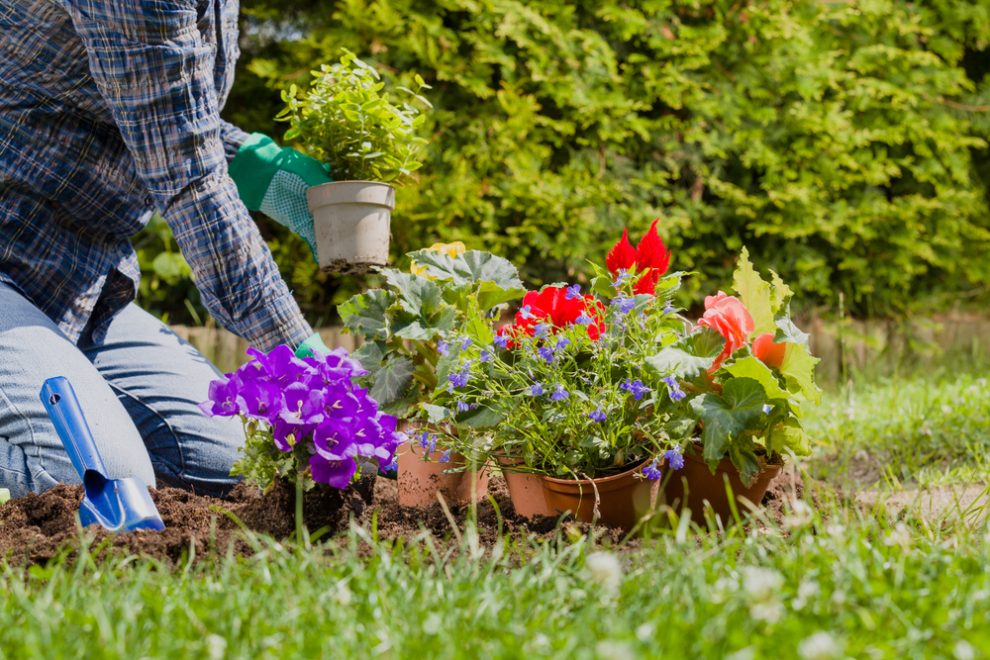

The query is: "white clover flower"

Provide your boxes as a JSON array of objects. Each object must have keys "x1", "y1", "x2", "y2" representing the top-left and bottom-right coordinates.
[
  {"x1": 784, "y1": 499, "x2": 814, "y2": 529},
  {"x1": 953, "y1": 640, "x2": 976, "y2": 660},
  {"x1": 742, "y1": 567, "x2": 784, "y2": 601},
  {"x1": 585, "y1": 551, "x2": 623, "y2": 595},
  {"x1": 792, "y1": 579, "x2": 820, "y2": 611},
  {"x1": 596, "y1": 640, "x2": 634, "y2": 660},
  {"x1": 750, "y1": 599, "x2": 784, "y2": 624},
  {"x1": 206, "y1": 634, "x2": 227, "y2": 660},
  {"x1": 798, "y1": 632, "x2": 842, "y2": 660}
]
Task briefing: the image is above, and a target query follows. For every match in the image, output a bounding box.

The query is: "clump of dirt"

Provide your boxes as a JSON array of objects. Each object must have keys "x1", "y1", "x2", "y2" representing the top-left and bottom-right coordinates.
[{"x1": 0, "y1": 470, "x2": 797, "y2": 567}]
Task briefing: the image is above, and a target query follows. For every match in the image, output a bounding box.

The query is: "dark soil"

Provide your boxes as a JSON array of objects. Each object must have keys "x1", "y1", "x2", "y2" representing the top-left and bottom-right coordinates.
[{"x1": 0, "y1": 470, "x2": 804, "y2": 567}]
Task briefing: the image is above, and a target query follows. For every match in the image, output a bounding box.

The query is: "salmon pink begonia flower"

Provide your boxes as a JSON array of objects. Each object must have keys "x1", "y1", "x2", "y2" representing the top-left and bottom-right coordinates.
[
  {"x1": 606, "y1": 219, "x2": 671, "y2": 295},
  {"x1": 698, "y1": 291, "x2": 754, "y2": 373}
]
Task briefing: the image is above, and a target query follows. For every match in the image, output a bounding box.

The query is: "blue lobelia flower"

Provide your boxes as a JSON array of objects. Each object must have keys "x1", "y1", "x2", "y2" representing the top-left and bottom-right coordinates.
[
  {"x1": 662, "y1": 375, "x2": 686, "y2": 402},
  {"x1": 620, "y1": 378, "x2": 650, "y2": 401},
  {"x1": 437, "y1": 339, "x2": 449, "y2": 357},
  {"x1": 564, "y1": 283, "x2": 582, "y2": 300},
  {"x1": 456, "y1": 400, "x2": 470, "y2": 412},
  {"x1": 611, "y1": 269, "x2": 632, "y2": 289},
  {"x1": 612, "y1": 296, "x2": 636, "y2": 315},
  {"x1": 642, "y1": 459, "x2": 662, "y2": 481},
  {"x1": 534, "y1": 323, "x2": 551, "y2": 338},
  {"x1": 460, "y1": 336, "x2": 472, "y2": 351},
  {"x1": 589, "y1": 408, "x2": 607, "y2": 423},
  {"x1": 550, "y1": 384, "x2": 569, "y2": 402},
  {"x1": 575, "y1": 312, "x2": 593, "y2": 325},
  {"x1": 664, "y1": 449, "x2": 685, "y2": 471},
  {"x1": 494, "y1": 334, "x2": 509, "y2": 349},
  {"x1": 519, "y1": 304, "x2": 535, "y2": 320},
  {"x1": 480, "y1": 349, "x2": 493, "y2": 363},
  {"x1": 439, "y1": 449, "x2": 452, "y2": 464},
  {"x1": 538, "y1": 346, "x2": 555, "y2": 363},
  {"x1": 530, "y1": 383, "x2": 545, "y2": 396},
  {"x1": 555, "y1": 337, "x2": 571, "y2": 351}
]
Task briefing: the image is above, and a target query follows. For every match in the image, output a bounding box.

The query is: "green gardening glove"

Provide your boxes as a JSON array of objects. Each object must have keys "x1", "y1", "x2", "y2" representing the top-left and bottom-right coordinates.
[
  {"x1": 228, "y1": 133, "x2": 332, "y2": 259},
  {"x1": 294, "y1": 333, "x2": 333, "y2": 359}
]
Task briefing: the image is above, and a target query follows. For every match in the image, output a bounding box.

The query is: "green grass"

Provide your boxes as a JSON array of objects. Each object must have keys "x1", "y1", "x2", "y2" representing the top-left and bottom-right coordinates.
[
  {"x1": 807, "y1": 372, "x2": 990, "y2": 487},
  {"x1": 1, "y1": 364, "x2": 989, "y2": 659}
]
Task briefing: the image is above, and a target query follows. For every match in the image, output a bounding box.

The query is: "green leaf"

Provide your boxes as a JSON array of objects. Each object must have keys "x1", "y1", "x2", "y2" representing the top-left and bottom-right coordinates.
[
  {"x1": 338, "y1": 290, "x2": 392, "y2": 341},
  {"x1": 406, "y1": 250, "x2": 524, "y2": 290},
  {"x1": 459, "y1": 406, "x2": 505, "y2": 428},
  {"x1": 382, "y1": 270, "x2": 442, "y2": 317},
  {"x1": 768, "y1": 418, "x2": 811, "y2": 456},
  {"x1": 728, "y1": 443, "x2": 762, "y2": 487},
  {"x1": 369, "y1": 356, "x2": 415, "y2": 407},
  {"x1": 769, "y1": 270, "x2": 794, "y2": 312},
  {"x1": 421, "y1": 403, "x2": 450, "y2": 424},
  {"x1": 351, "y1": 340, "x2": 386, "y2": 374},
  {"x1": 775, "y1": 317, "x2": 810, "y2": 347},
  {"x1": 465, "y1": 312, "x2": 495, "y2": 346},
  {"x1": 732, "y1": 247, "x2": 775, "y2": 338},
  {"x1": 690, "y1": 378, "x2": 766, "y2": 470},
  {"x1": 646, "y1": 327, "x2": 722, "y2": 379},
  {"x1": 476, "y1": 280, "x2": 526, "y2": 311},
  {"x1": 778, "y1": 343, "x2": 822, "y2": 404},
  {"x1": 724, "y1": 356, "x2": 790, "y2": 401}
]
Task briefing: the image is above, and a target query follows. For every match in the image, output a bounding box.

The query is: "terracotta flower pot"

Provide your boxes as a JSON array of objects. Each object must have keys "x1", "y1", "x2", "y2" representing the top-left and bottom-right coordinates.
[
  {"x1": 541, "y1": 462, "x2": 660, "y2": 531},
  {"x1": 661, "y1": 447, "x2": 781, "y2": 524},
  {"x1": 307, "y1": 180, "x2": 394, "y2": 274},
  {"x1": 396, "y1": 440, "x2": 489, "y2": 509},
  {"x1": 498, "y1": 459, "x2": 554, "y2": 520}
]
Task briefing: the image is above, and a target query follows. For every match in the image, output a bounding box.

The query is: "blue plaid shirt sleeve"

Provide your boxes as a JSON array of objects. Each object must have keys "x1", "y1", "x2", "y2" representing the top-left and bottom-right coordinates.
[{"x1": 63, "y1": 1, "x2": 312, "y2": 351}]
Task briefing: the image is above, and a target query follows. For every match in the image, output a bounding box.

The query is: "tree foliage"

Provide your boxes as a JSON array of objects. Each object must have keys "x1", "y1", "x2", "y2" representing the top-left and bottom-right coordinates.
[{"x1": 139, "y1": 0, "x2": 990, "y2": 323}]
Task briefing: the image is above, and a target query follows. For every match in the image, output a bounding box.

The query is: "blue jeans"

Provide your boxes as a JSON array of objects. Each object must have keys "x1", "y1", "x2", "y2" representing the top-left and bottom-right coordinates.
[{"x1": 0, "y1": 282, "x2": 244, "y2": 498}]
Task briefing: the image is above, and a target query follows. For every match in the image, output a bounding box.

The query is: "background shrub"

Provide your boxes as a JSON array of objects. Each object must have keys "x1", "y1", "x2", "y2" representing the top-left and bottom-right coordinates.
[{"x1": 139, "y1": 0, "x2": 990, "y2": 324}]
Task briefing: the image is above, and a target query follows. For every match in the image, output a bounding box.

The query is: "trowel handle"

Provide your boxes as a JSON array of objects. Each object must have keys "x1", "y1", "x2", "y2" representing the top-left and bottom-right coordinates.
[{"x1": 40, "y1": 377, "x2": 108, "y2": 479}]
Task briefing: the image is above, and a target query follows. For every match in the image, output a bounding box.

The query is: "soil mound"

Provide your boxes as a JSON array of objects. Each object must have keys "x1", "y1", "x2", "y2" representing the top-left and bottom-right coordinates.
[{"x1": 0, "y1": 471, "x2": 802, "y2": 567}]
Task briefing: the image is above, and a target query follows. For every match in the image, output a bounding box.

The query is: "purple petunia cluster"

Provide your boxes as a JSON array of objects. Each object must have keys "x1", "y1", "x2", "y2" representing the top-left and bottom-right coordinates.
[{"x1": 199, "y1": 345, "x2": 401, "y2": 490}]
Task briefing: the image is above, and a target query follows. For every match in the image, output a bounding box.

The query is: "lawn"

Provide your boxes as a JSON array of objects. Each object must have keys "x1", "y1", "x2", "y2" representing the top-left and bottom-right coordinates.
[{"x1": 1, "y1": 363, "x2": 988, "y2": 659}]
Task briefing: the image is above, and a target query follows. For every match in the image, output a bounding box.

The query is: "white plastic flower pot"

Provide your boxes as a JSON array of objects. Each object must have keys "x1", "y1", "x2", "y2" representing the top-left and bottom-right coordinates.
[{"x1": 306, "y1": 181, "x2": 395, "y2": 273}]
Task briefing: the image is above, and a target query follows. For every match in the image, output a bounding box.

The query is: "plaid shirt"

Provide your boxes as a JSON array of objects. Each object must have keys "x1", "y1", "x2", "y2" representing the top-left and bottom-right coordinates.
[{"x1": 0, "y1": 0, "x2": 312, "y2": 350}]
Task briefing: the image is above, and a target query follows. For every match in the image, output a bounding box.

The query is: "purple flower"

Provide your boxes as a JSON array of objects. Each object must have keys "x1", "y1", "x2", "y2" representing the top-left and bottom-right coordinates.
[
  {"x1": 538, "y1": 346, "x2": 555, "y2": 363},
  {"x1": 519, "y1": 305, "x2": 535, "y2": 320},
  {"x1": 575, "y1": 313, "x2": 593, "y2": 325},
  {"x1": 534, "y1": 323, "x2": 551, "y2": 338},
  {"x1": 620, "y1": 379, "x2": 650, "y2": 401},
  {"x1": 437, "y1": 339, "x2": 450, "y2": 357},
  {"x1": 589, "y1": 408, "x2": 607, "y2": 423},
  {"x1": 662, "y1": 376, "x2": 686, "y2": 402},
  {"x1": 198, "y1": 377, "x2": 243, "y2": 417},
  {"x1": 611, "y1": 269, "x2": 632, "y2": 289},
  {"x1": 309, "y1": 454, "x2": 357, "y2": 489},
  {"x1": 460, "y1": 337, "x2": 472, "y2": 351},
  {"x1": 762, "y1": 403, "x2": 773, "y2": 415},
  {"x1": 530, "y1": 383, "x2": 545, "y2": 396},
  {"x1": 612, "y1": 296, "x2": 636, "y2": 315},
  {"x1": 555, "y1": 337, "x2": 571, "y2": 351},
  {"x1": 480, "y1": 349, "x2": 492, "y2": 363},
  {"x1": 663, "y1": 300, "x2": 674, "y2": 315},
  {"x1": 419, "y1": 430, "x2": 436, "y2": 452},
  {"x1": 642, "y1": 459, "x2": 662, "y2": 481},
  {"x1": 565, "y1": 284, "x2": 582, "y2": 300},
  {"x1": 448, "y1": 366, "x2": 472, "y2": 389},
  {"x1": 550, "y1": 384, "x2": 569, "y2": 402},
  {"x1": 494, "y1": 334, "x2": 509, "y2": 349},
  {"x1": 456, "y1": 400, "x2": 470, "y2": 412},
  {"x1": 439, "y1": 449, "x2": 452, "y2": 464},
  {"x1": 665, "y1": 449, "x2": 685, "y2": 471}
]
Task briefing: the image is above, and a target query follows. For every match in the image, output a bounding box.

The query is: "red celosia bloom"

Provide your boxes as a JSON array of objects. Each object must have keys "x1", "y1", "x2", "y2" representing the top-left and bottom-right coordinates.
[
  {"x1": 605, "y1": 219, "x2": 671, "y2": 295},
  {"x1": 698, "y1": 291, "x2": 754, "y2": 373},
  {"x1": 499, "y1": 286, "x2": 606, "y2": 343}
]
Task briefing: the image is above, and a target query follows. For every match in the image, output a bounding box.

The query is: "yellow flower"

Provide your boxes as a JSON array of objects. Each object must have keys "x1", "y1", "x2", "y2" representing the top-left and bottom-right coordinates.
[{"x1": 410, "y1": 241, "x2": 466, "y2": 278}]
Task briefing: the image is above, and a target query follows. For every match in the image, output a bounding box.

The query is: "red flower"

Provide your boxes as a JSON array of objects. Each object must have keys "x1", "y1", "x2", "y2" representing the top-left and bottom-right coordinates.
[
  {"x1": 753, "y1": 333, "x2": 788, "y2": 369},
  {"x1": 605, "y1": 219, "x2": 671, "y2": 295},
  {"x1": 499, "y1": 286, "x2": 606, "y2": 343},
  {"x1": 698, "y1": 291, "x2": 754, "y2": 373}
]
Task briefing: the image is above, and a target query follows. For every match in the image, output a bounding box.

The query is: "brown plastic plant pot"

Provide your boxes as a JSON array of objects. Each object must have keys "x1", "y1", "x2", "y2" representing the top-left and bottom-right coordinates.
[
  {"x1": 660, "y1": 447, "x2": 781, "y2": 526},
  {"x1": 396, "y1": 440, "x2": 489, "y2": 509},
  {"x1": 540, "y1": 461, "x2": 660, "y2": 532},
  {"x1": 307, "y1": 180, "x2": 395, "y2": 274},
  {"x1": 498, "y1": 458, "x2": 554, "y2": 520}
]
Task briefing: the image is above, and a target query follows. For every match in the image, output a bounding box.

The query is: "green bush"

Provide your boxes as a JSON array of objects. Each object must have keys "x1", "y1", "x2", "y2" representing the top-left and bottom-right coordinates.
[{"x1": 139, "y1": 0, "x2": 990, "y2": 324}]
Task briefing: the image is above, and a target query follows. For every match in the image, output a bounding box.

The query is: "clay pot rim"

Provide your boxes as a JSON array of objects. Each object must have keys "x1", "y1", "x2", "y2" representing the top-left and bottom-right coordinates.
[{"x1": 541, "y1": 460, "x2": 649, "y2": 495}]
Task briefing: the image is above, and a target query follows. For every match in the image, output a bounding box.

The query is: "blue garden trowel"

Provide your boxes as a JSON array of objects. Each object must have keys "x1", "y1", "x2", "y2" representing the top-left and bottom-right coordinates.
[{"x1": 40, "y1": 377, "x2": 165, "y2": 533}]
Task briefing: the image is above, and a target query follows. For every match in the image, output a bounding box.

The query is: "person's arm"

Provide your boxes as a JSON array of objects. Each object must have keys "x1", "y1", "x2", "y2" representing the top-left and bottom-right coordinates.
[
  {"x1": 220, "y1": 121, "x2": 251, "y2": 163},
  {"x1": 65, "y1": 0, "x2": 311, "y2": 350}
]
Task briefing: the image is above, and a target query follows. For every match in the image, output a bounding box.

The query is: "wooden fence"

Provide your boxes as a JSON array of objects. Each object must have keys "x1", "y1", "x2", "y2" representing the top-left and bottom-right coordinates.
[{"x1": 172, "y1": 314, "x2": 990, "y2": 382}]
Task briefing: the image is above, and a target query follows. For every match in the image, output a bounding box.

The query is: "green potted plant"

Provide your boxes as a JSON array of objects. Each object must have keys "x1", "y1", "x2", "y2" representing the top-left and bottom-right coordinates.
[
  {"x1": 277, "y1": 49, "x2": 431, "y2": 273},
  {"x1": 339, "y1": 243, "x2": 525, "y2": 508},
  {"x1": 424, "y1": 221, "x2": 691, "y2": 530},
  {"x1": 646, "y1": 248, "x2": 820, "y2": 524}
]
